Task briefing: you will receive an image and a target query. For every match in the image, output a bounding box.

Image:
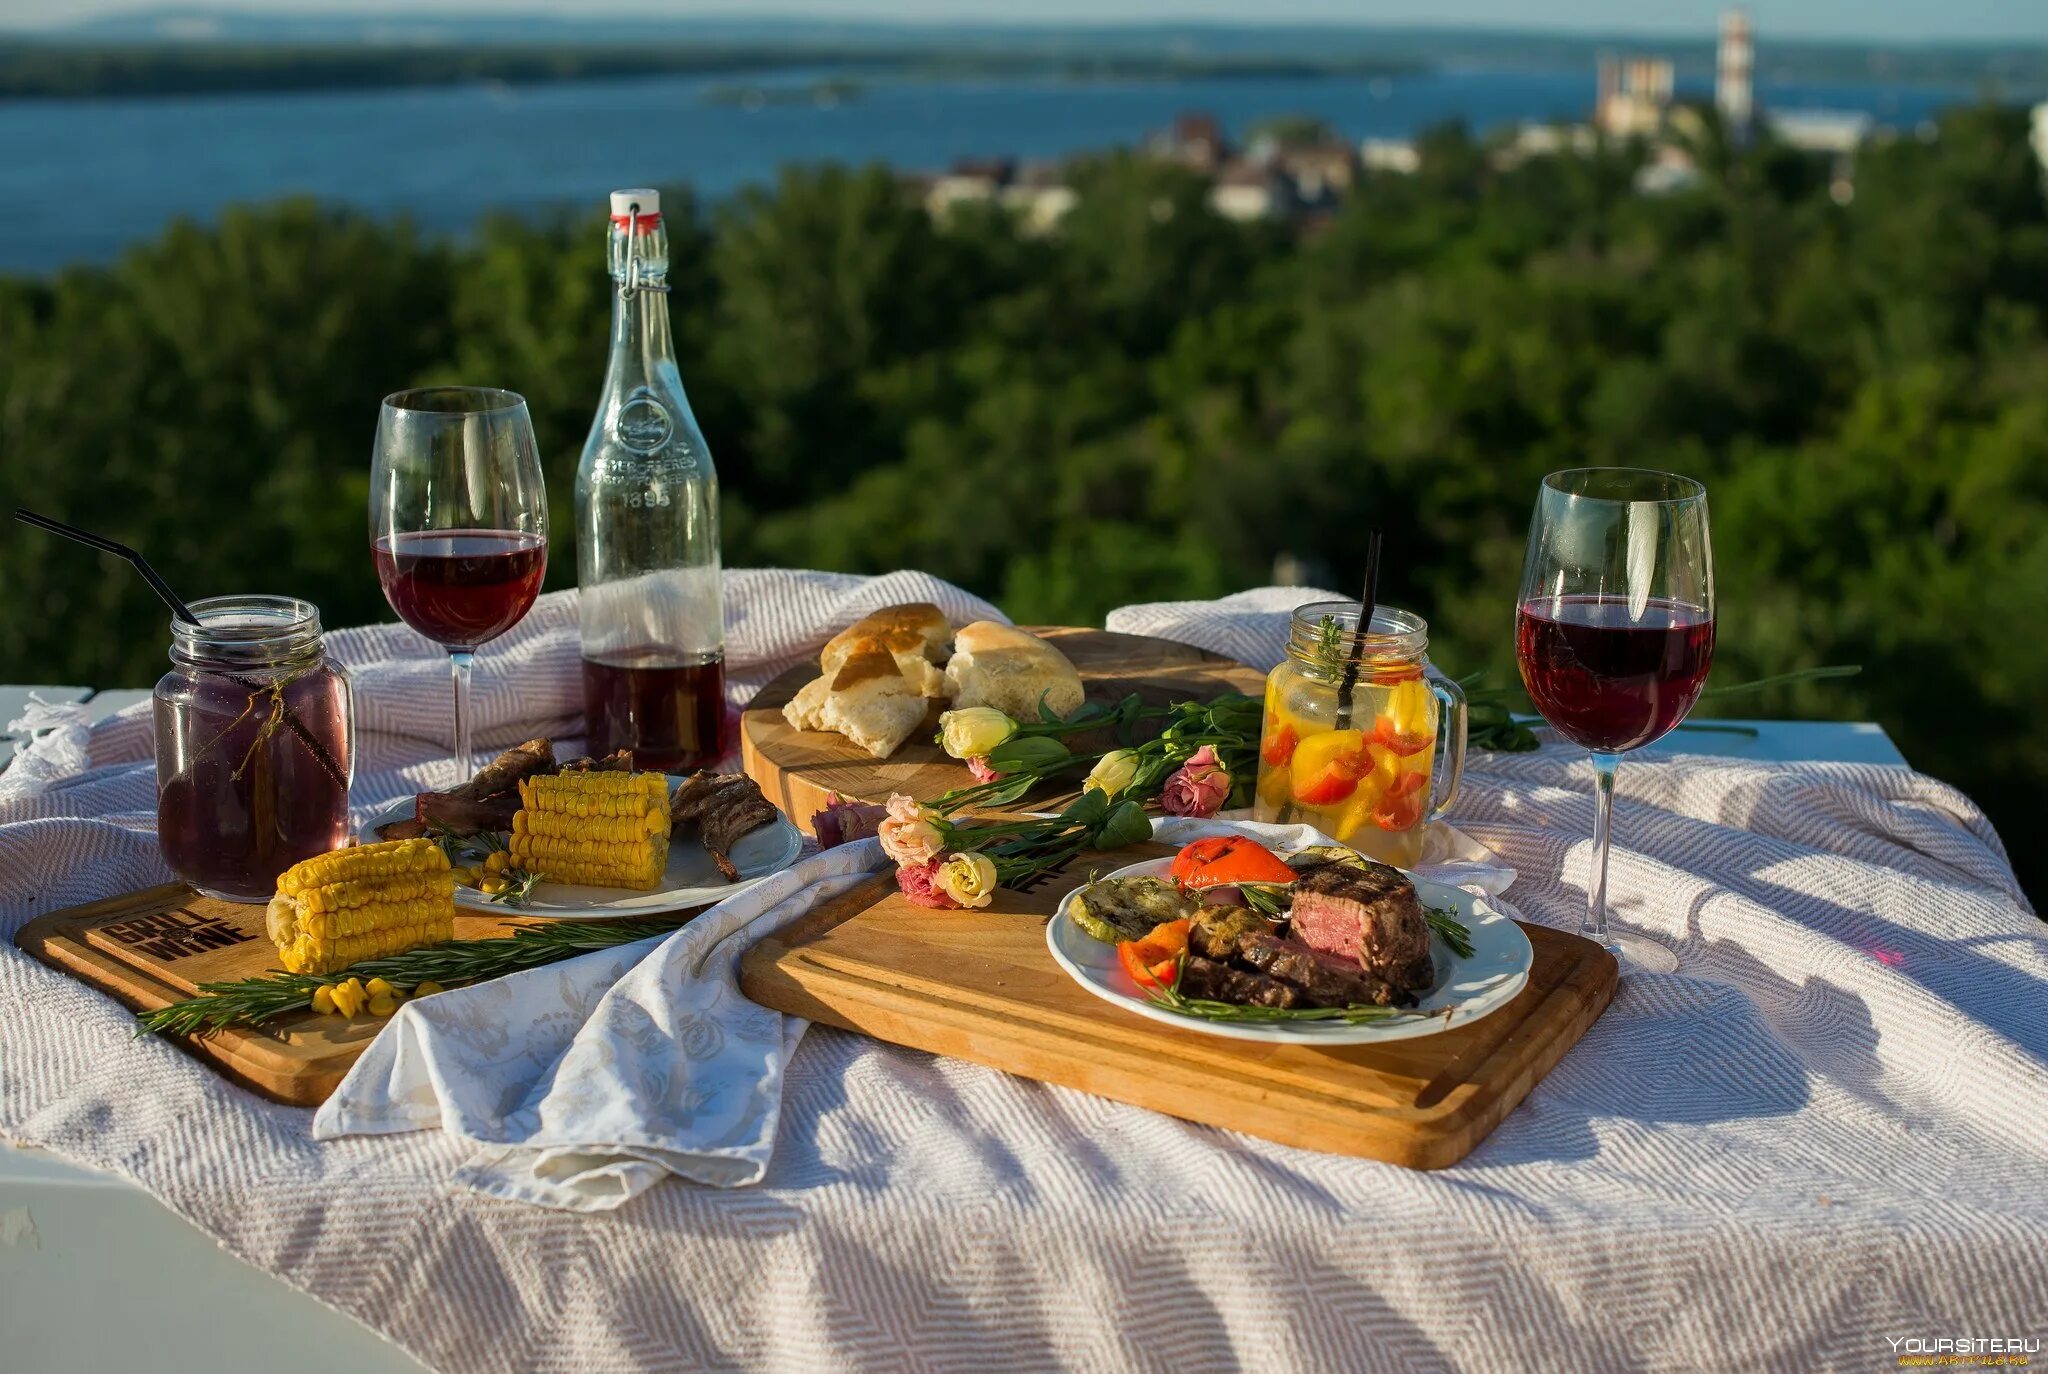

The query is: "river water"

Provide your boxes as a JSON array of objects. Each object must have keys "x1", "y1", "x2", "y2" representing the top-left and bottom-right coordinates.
[{"x1": 0, "y1": 66, "x2": 1972, "y2": 274}]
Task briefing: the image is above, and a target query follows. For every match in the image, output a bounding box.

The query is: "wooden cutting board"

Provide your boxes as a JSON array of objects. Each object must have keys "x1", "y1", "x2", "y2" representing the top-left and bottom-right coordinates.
[
  {"x1": 740, "y1": 626, "x2": 1265, "y2": 832},
  {"x1": 14, "y1": 886, "x2": 683, "y2": 1107},
  {"x1": 742, "y1": 844, "x2": 1617, "y2": 1169}
]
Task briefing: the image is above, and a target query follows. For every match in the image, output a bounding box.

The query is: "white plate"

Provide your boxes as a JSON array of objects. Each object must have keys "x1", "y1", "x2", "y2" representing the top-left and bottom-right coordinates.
[
  {"x1": 365, "y1": 779, "x2": 804, "y2": 918},
  {"x1": 1046, "y1": 855, "x2": 1532, "y2": 1044}
]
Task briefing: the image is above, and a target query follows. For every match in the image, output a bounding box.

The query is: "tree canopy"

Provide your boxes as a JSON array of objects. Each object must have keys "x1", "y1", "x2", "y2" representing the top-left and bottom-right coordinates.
[{"x1": 2, "y1": 106, "x2": 2041, "y2": 895}]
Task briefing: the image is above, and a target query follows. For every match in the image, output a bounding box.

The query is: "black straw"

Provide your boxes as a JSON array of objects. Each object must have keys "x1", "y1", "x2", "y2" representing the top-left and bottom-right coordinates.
[
  {"x1": 12, "y1": 506, "x2": 349, "y2": 791},
  {"x1": 1333, "y1": 529, "x2": 1383, "y2": 730},
  {"x1": 14, "y1": 508, "x2": 200, "y2": 624}
]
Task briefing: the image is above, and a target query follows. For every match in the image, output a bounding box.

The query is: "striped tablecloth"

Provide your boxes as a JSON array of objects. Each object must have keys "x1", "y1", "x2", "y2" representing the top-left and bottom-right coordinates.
[{"x1": 2, "y1": 576, "x2": 2042, "y2": 1373}]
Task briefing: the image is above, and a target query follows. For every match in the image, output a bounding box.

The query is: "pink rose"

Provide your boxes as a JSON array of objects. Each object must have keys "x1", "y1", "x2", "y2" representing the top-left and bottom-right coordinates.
[
  {"x1": 877, "y1": 793, "x2": 947, "y2": 868},
  {"x1": 897, "y1": 859, "x2": 960, "y2": 909},
  {"x1": 1160, "y1": 745, "x2": 1231, "y2": 818},
  {"x1": 966, "y1": 755, "x2": 1007, "y2": 784},
  {"x1": 812, "y1": 796, "x2": 889, "y2": 849}
]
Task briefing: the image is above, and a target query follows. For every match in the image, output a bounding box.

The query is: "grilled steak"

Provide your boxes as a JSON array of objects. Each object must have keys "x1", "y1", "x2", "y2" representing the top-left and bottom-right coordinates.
[
  {"x1": 376, "y1": 739, "x2": 555, "y2": 838},
  {"x1": 1289, "y1": 860, "x2": 1434, "y2": 995},
  {"x1": 1189, "y1": 905, "x2": 1271, "y2": 962},
  {"x1": 671, "y1": 771, "x2": 781, "y2": 881},
  {"x1": 414, "y1": 790, "x2": 520, "y2": 836},
  {"x1": 1237, "y1": 931, "x2": 1409, "y2": 1007},
  {"x1": 1178, "y1": 955, "x2": 1302, "y2": 1008},
  {"x1": 458, "y1": 738, "x2": 556, "y2": 799},
  {"x1": 560, "y1": 750, "x2": 633, "y2": 773}
]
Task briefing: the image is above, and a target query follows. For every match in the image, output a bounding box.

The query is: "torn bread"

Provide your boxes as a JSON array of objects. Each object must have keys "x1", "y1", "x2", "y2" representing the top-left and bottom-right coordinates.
[
  {"x1": 781, "y1": 602, "x2": 955, "y2": 756},
  {"x1": 819, "y1": 601, "x2": 951, "y2": 697},
  {"x1": 943, "y1": 621, "x2": 1086, "y2": 720},
  {"x1": 813, "y1": 645, "x2": 932, "y2": 758}
]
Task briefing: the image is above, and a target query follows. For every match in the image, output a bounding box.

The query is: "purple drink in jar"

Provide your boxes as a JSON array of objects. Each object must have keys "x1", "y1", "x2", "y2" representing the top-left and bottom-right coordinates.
[{"x1": 153, "y1": 596, "x2": 353, "y2": 903}]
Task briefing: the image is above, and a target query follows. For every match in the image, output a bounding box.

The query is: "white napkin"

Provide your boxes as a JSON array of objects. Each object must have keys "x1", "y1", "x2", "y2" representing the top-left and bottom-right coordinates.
[{"x1": 314, "y1": 815, "x2": 1517, "y2": 1211}]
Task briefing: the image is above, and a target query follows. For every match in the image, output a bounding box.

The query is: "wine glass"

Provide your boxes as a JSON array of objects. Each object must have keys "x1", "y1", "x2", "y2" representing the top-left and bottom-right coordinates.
[
  {"x1": 371, "y1": 387, "x2": 548, "y2": 782},
  {"x1": 1515, "y1": 468, "x2": 1714, "y2": 973}
]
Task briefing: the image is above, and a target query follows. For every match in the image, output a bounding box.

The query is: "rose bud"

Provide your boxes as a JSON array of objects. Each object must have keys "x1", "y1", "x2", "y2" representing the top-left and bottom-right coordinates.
[{"x1": 938, "y1": 707, "x2": 1018, "y2": 761}]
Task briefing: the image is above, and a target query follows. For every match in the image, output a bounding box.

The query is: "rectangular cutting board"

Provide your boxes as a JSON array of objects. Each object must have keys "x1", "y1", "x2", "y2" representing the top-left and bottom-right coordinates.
[
  {"x1": 14, "y1": 885, "x2": 666, "y2": 1107},
  {"x1": 741, "y1": 845, "x2": 1617, "y2": 1169}
]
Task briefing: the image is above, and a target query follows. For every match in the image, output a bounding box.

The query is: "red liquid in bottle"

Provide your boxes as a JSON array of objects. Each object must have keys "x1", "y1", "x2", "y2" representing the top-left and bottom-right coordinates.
[
  {"x1": 373, "y1": 530, "x2": 546, "y2": 648},
  {"x1": 1516, "y1": 595, "x2": 1715, "y2": 752},
  {"x1": 155, "y1": 668, "x2": 353, "y2": 902},
  {"x1": 582, "y1": 650, "x2": 725, "y2": 773}
]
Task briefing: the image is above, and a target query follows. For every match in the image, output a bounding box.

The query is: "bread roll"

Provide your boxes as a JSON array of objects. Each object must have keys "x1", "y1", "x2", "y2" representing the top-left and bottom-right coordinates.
[
  {"x1": 782, "y1": 603, "x2": 954, "y2": 757},
  {"x1": 821, "y1": 602, "x2": 950, "y2": 696},
  {"x1": 943, "y1": 622, "x2": 1086, "y2": 721},
  {"x1": 816, "y1": 646, "x2": 932, "y2": 759}
]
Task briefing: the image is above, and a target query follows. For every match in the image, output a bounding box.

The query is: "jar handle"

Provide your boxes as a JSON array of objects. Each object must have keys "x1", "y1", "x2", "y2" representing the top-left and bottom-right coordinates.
[{"x1": 1425, "y1": 668, "x2": 1467, "y2": 824}]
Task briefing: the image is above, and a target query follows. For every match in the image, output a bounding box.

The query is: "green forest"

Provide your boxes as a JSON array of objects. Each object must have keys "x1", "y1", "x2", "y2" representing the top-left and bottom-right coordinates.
[{"x1": 1, "y1": 105, "x2": 2042, "y2": 890}]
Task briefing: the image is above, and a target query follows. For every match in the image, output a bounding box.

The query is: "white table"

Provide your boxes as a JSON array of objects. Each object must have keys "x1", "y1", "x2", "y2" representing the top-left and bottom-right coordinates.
[{"x1": 0, "y1": 699, "x2": 1908, "y2": 1374}]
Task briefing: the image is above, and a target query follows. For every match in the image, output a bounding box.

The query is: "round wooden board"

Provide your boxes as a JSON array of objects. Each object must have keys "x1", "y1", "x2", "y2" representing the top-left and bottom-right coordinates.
[{"x1": 741, "y1": 626, "x2": 1266, "y2": 833}]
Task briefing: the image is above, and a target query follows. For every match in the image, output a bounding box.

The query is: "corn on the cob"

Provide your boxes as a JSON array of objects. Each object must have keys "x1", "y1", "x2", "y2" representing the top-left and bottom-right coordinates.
[
  {"x1": 265, "y1": 838, "x2": 456, "y2": 975},
  {"x1": 509, "y1": 771, "x2": 670, "y2": 889}
]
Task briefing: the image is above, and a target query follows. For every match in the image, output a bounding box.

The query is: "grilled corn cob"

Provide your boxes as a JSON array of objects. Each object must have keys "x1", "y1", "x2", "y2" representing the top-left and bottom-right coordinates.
[
  {"x1": 265, "y1": 838, "x2": 456, "y2": 975},
  {"x1": 509, "y1": 771, "x2": 670, "y2": 889}
]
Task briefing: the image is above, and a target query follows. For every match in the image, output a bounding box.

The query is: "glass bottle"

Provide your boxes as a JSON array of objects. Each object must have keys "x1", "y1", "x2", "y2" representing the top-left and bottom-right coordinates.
[
  {"x1": 1252, "y1": 602, "x2": 1467, "y2": 868},
  {"x1": 576, "y1": 188, "x2": 726, "y2": 772},
  {"x1": 154, "y1": 596, "x2": 354, "y2": 903}
]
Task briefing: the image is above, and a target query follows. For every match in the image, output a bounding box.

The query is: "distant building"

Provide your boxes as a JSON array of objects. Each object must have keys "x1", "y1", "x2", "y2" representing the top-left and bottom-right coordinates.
[
  {"x1": 1717, "y1": 9, "x2": 1755, "y2": 145},
  {"x1": 1497, "y1": 122, "x2": 1598, "y2": 168},
  {"x1": 1150, "y1": 113, "x2": 1230, "y2": 173},
  {"x1": 1596, "y1": 55, "x2": 1674, "y2": 139},
  {"x1": 1360, "y1": 138, "x2": 1420, "y2": 174},
  {"x1": 1635, "y1": 146, "x2": 1704, "y2": 196},
  {"x1": 1768, "y1": 110, "x2": 1871, "y2": 155},
  {"x1": 1000, "y1": 163, "x2": 1078, "y2": 235},
  {"x1": 1209, "y1": 162, "x2": 1295, "y2": 222}
]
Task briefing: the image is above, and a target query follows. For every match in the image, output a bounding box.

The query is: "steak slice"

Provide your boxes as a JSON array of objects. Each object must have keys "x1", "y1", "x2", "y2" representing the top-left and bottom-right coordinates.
[
  {"x1": 1189, "y1": 905, "x2": 1271, "y2": 962},
  {"x1": 671, "y1": 771, "x2": 781, "y2": 881},
  {"x1": 1177, "y1": 955, "x2": 1302, "y2": 1008},
  {"x1": 560, "y1": 750, "x2": 633, "y2": 773},
  {"x1": 1237, "y1": 932, "x2": 1410, "y2": 1008},
  {"x1": 699, "y1": 787, "x2": 780, "y2": 883},
  {"x1": 458, "y1": 738, "x2": 556, "y2": 799},
  {"x1": 1289, "y1": 859, "x2": 1435, "y2": 995},
  {"x1": 415, "y1": 790, "x2": 520, "y2": 836}
]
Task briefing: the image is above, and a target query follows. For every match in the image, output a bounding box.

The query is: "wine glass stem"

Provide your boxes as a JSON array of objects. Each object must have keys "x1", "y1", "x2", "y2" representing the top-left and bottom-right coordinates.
[
  {"x1": 1582, "y1": 749, "x2": 1620, "y2": 945},
  {"x1": 449, "y1": 649, "x2": 475, "y2": 783}
]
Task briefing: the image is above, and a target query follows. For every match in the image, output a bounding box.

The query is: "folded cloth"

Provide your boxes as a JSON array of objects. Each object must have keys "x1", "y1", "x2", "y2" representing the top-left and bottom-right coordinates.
[
  {"x1": 315, "y1": 814, "x2": 1496, "y2": 1211},
  {"x1": 316, "y1": 842, "x2": 888, "y2": 1209}
]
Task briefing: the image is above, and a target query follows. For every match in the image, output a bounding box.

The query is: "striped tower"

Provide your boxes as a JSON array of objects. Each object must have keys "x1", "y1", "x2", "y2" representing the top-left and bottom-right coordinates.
[{"x1": 1718, "y1": 8, "x2": 1755, "y2": 145}]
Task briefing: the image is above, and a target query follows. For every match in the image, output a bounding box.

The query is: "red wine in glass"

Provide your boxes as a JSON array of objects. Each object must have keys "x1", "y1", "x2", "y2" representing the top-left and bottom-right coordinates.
[
  {"x1": 373, "y1": 530, "x2": 547, "y2": 649},
  {"x1": 1516, "y1": 596, "x2": 1715, "y2": 753},
  {"x1": 1515, "y1": 467, "x2": 1714, "y2": 974},
  {"x1": 581, "y1": 648, "x2": 725, "y2": 773},
  {"x1": 371, "y1": 387, "x2": 548, "y2": 782}
]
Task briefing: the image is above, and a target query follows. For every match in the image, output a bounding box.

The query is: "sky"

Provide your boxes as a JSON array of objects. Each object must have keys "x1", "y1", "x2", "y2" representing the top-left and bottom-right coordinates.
[{"x1": 0, "y1": 0, "x2": 2043, "y2": 43}]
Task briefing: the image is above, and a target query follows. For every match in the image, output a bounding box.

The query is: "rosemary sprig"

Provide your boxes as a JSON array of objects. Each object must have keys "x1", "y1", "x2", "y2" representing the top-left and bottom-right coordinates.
[
  {"x1": 488, "y1": 866, "x2": 546, "y2": 908},
  {"x1": 1314, "y1": 613, "x2": 1347, "y2": 676},
  {"x1": 136, "y1": 919, "x2": 684, "y2": 1037},
  {"x1": 1427, "y1": 904, "x2": 1475, "y2": 959},
  {"x1": 1141, "y1": 960, "x2": 1421, "y2": 1025}
]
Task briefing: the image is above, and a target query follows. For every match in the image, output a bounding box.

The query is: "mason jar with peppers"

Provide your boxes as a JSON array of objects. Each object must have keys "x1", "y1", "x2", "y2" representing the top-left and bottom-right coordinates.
[{"x1": 1253, "y1": 602, "x2": 1467, "y2": 868}]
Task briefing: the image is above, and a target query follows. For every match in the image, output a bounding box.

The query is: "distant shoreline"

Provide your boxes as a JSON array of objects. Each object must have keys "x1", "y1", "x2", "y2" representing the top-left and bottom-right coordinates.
[{"x1": 0, "y1": 44, "x2": 1429, "y2": 102}]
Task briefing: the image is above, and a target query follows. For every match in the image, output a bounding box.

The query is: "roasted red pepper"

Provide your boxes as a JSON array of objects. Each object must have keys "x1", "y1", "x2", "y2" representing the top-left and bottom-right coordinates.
[
  {"x1": 1117, "y1": 918, "x2": 1190, "y2": 991},
  {"x1": 1170, "y1": 836, "x2": 1298, "y2": 889}
]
